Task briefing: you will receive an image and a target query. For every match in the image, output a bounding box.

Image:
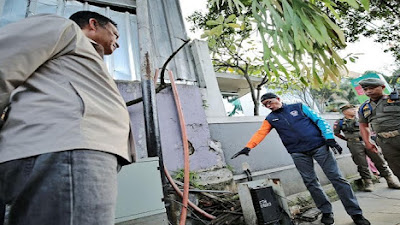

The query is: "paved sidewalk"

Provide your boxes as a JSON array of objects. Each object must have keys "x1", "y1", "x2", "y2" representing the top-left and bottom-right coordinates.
[{"x1": 299, "y1": 178, "x2": 400, "y2": 225}]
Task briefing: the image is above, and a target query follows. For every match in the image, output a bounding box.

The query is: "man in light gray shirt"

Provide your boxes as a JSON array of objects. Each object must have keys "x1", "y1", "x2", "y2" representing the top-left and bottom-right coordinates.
[{"x1": 0, "y1": 11, "x2": 135, "y2": 225}]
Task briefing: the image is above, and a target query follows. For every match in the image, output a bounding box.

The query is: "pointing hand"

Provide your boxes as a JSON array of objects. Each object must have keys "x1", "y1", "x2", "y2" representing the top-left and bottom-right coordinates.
[{"x1": 231, "y1": 147, "x2": 251, "y2": 159}]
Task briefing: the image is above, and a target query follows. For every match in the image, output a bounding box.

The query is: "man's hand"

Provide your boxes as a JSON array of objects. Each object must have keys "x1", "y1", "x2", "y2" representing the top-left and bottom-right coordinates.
[
  {"x1": 365, "y1": 142, "x2": 379, "y2": 154},
  {"x1": 326, "y1": 139, "x2": 343, "y2": 154},
  {"x1": 231, "y1": 147, "x2": 251, "y2": 159}
]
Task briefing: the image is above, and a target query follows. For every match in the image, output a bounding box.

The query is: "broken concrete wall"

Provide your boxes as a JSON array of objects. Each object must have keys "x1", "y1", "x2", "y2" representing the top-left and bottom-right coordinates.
[{"x1": 117, "y1": 81, "x2": 226, "y2": 173}]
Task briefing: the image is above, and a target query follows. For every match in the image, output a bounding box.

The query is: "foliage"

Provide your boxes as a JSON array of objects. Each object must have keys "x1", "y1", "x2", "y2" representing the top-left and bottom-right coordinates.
[
  {"x1": 188, "y1": 0, "x2": 369, "y2": 115},
  {"x1": 206, "y1": 0, "x2": 370, "y2": 86},
  {"x1": 188, "y1": 2, "x2": 276, "y2": 115},
  {"x1": 331, "y1": 1, "x2": 400, "y2": 62},
  {"x1": 311, "y1": 80, "x2": 358, "y2": 112},
  {"x1": 173, "y1": 169, "x2": 203, "y2": 189},
  {"x1": 337, "y1": 79, "x2": 358, "y2": 105},
  {"x1": 292, "y1": 78, "x2": 358, "y2": 113}
]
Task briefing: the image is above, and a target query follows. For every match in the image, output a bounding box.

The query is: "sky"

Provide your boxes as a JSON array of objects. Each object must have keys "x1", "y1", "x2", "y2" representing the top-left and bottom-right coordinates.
[{"x1": 178, "y1": 0, "x2": 397, "y2": 76}]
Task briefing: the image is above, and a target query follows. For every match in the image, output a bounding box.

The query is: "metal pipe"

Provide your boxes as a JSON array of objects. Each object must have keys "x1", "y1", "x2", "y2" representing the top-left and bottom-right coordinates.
[
  {"x1": 136, "y1": 0, "x2": 171, "y2": 221},
  {"x1": 168, "y1": 70, "x2": 190, "y2": 225}
]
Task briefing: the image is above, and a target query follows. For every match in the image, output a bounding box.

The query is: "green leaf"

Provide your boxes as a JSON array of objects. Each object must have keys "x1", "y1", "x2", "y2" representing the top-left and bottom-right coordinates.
[
  {"x1": 344, "y1": 0, "x2": 359, "y2": 9},
  {"x1": 291, "y1": 15, "x2": 302, "y2": 50},
  {"x1": 210, "y1": 25, "x2": 223, "y2": 36},
  {"x1": 226, "y1": 14, "x2": 236, "y2": 23},
  {"x1": 208, "y1": 38, "x2": 217, "y2": 48},
  {"x1": 240, "y1": 22, "x2": 246, "y2": 30},
  {"x1": 264, "y1": 0, "x2": 286, "y2": 29},
  {"x1": 229, "y1": 44, "x2": 236, "y2": 52},
  {"x1": 233, "y1": 0, "x2": 246, "y2": 13},
  {"x1": 270, "y1": 0, "x2": 283, "y2": 14},
  {"x1": 211, "y1": 0, "x2": 220, "y2": 10},
  {"x1": 360, "y1": 0, "x2": 370, "y2": 11},
  {"x1": 313, "y1": 70, "x2": 322, "y2": 85},
  {"x1": 314, "y1": 15, "x2": 331, "y2": 47},
  {"x1": 281, "y1": 0, "x2": 293, "y2": 29},
  {"x1": 330, "y1": 48, "x2": 346, "y2": 67},
  {"x1": 323, "y1": 2, "x2": 340, "y2": 20},
  {"x1": 297, "y1": 9, "x2": 325, "y2": 45},
  {"x1": 200, "y1": 30, "x2": 211, "y2": 39},
  {"x1": 300, "y1": 77, "x2": 308, "y2": 86},
  {"x1": 322, "y1": 15, "x2": 346, "y2": 45},
  {"x1": 228, "y1": 0, "x2": 233, "y2": 11},
  {"x1": 227, "y1": 23, "x2": 241, "y2": 29},
  {"x1": 206, "y1": 20, "x2": 220, "y2": 26},
  {"x1": 216, "y1": 15, "x2": 224, "y2": 24}
]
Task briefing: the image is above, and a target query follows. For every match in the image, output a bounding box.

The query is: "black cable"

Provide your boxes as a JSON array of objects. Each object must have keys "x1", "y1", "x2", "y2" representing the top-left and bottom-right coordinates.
[
  {"x1": 244, "y1": 169, "x2": 253, "y2": 181},
  {"x1": 125, "y1": 39, "x2": 190, "y2": 107},
  {"x1": 159, "y1": 39, "x2": 190, "y2": 86}
]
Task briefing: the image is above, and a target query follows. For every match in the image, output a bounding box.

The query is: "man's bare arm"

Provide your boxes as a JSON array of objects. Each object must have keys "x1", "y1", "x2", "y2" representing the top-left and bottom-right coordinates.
[{"x1": 359, "y1": 122, "x2": 378, "y2": 153}]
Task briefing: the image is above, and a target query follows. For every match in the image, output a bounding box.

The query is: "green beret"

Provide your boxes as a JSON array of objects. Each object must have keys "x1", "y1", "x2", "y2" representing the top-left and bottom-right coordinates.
[
  {"x1": 340, "y1": 104, "x2": 356, "y2": 112},
  {"x1": 358, "y1": 78, "x2": 385, "y2": 88}
]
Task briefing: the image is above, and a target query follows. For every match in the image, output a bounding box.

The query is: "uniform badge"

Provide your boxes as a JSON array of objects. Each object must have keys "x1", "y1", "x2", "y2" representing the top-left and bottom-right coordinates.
[
  {"x1": 290, "y1": 110, "x2": 299, "y2": 117},
  {"x1": 362, "y1": 105, "x2": 371, "y2": 117}
]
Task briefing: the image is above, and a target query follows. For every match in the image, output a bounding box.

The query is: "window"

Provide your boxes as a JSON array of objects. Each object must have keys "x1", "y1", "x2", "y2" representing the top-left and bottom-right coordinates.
[{"x1": 0, "y1": 0, "x2": 140, "y2": 81}]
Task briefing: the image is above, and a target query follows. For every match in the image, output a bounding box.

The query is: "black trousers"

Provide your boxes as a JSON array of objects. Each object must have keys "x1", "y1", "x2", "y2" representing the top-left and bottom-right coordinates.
[{"x1": 0, "y1": 201, "x2": 5, "y2": 225}]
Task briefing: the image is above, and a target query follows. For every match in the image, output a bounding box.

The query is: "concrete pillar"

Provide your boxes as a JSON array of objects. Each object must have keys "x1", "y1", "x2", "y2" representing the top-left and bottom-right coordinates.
[{"x1": 190, "y1": 40, "x2": 226, "y2": 117}]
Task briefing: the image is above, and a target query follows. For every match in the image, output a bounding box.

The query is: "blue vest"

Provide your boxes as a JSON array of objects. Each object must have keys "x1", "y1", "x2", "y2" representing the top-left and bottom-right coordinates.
[{"x1": 266, "y1": 103, "x2": 326, "y2": 153}]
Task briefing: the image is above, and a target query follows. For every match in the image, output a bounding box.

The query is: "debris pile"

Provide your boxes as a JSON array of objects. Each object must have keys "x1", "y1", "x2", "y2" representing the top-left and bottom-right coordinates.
[{"x1": 198, "y1": 192, "x2": 244, "y2": 225}]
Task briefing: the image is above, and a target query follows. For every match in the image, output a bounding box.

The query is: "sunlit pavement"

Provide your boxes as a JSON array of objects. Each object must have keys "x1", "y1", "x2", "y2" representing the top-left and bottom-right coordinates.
[{"x1": 298, "y1": 178, "x2": 400, "y2": 225}]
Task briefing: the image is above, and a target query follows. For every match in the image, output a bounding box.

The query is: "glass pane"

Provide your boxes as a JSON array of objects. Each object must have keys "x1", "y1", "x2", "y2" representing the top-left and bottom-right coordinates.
[
  {"x1": 0, "y1": 0, "x2": 28, "y2": 27},
  {"x1": 88, "y1": 4, "x2": 105, "y2": 15},
  {"x1": 130, "y1": 14, "x2": 140, "y2": 81},
  {"x1": 63, "y1": 0, "x2": 83, "y2": 18},
  {"x1": 0, "y1": 0, "x2": 140, "y2": 81},
  {"x1": 36, "y1": 0, "x2": 58, "y2": 14},
  {"x1": 107, "y1": 10, "x2": 131, "y2": 80}
]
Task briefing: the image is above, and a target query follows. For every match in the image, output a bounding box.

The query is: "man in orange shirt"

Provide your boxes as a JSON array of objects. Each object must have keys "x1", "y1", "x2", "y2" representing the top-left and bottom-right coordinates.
[{"x1": 232, "y1": 93, "x2": 370, "y2": 225}]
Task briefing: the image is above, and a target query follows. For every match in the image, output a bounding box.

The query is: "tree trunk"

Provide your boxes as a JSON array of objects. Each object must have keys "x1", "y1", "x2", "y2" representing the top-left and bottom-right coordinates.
[{"x1": 254, "y1": 101, "x2": 259, "y2": 116}]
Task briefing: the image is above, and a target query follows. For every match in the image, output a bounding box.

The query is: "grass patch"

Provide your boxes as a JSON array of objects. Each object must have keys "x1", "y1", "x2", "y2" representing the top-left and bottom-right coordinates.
[{"x1": 173, "y1": 169, "x2": 204, "y2": 189}]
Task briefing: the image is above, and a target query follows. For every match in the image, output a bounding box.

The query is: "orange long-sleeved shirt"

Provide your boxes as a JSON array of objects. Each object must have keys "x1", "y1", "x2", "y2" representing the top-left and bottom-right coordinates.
[{"x1": 245, "y1": 120, "x2": 272, "y2": 149}]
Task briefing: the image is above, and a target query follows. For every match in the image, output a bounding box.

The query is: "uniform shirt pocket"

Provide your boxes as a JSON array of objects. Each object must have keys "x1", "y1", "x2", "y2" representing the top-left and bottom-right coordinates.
[{"x1": 69, "y1": 82, "x2": 86, "y2": 117}]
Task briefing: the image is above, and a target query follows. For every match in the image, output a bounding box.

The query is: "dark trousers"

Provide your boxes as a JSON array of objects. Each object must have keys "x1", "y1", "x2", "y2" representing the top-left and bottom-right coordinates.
[
  {"x1": 0, "y1": 201, "x2": 4, "y2": 225},
  {"x1": 291, "y1": 145, "x2": 362, "y2": 216},
  {"x1": 378, "y1": 135, "x2": 400, "y2": 180},
  {"x1": 347, "y1": 141, "x2": 391, "y2": 179}
]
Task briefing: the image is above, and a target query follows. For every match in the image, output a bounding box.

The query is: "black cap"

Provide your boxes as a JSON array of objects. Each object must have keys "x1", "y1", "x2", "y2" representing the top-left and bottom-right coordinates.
[
  {"x1": 340, "y1": 104, "x2": 356, "y2": 112},
  {"x1": 359, "y1": 78, "x2": 385, "y2": 88},
  {"x1": 260, "y1": 93, "x2": 278, "y2": 102}
]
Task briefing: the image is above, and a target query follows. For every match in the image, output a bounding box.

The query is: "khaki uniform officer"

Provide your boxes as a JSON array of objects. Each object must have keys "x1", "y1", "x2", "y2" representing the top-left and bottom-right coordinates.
[
  {"x1": 334, "y1": 104, "x2": 400, "y2": 191},
  {"x1": 359, "y1": 78, "x2": 400, "y2": 182}
]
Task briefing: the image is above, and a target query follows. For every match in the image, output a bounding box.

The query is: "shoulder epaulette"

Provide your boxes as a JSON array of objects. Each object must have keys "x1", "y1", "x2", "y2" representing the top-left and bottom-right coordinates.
[
  {"x1": 338, "y1": 118, "x2": 344, "y2": 129},
  {"x1": 359, "y1": 100, "x2": 372, "y2": 117}
]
